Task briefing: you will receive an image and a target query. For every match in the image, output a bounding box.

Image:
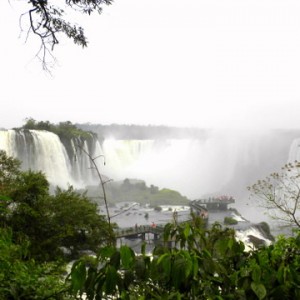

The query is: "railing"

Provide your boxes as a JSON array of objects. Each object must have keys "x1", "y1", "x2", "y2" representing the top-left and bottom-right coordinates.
[
  {"x1": 193, "y1": 198, "x2": 235, "y2": 204},
  {"x1": 115, "y1": 224, "x2": 164, "y2": 238}
]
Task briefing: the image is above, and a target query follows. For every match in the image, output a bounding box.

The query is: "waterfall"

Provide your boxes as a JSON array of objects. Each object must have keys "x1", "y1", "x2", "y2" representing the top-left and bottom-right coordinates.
[
  {"x1": 100, "y1": 137, "x2": 236, "y2": 198},
  {"x1": 0, "y1": 128, "x2": 297, "y2": 205},
  {"x1": 98, "y1": 129, "x2": 298, "y2": 203},
  {"x1": 99, "y1": 131, "x2": 267, "y2": 198},
  {"x1": 0, "y1": 130, "x2": 101, "y2": 189}
]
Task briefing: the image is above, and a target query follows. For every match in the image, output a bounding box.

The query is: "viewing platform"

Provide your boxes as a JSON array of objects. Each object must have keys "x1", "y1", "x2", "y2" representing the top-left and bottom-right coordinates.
[
  {"x1": 115, "y1": 224, "x2": 164, "y2": 240},
  {"x1": 115, "y1": 208, "x2": 208, "y2": 242},
  {"x1": 192, "y1": 196, "x2": 235, "y2": 211}
]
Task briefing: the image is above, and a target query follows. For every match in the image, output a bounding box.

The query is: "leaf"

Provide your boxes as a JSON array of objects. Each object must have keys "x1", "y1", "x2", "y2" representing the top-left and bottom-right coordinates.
[
  {"x1": 70, "y1": 260, "x2": 86, "y2": 294},
  {"x1": 214, "y1": 238, "x2": 229, "y2": 256},
  {"x1": 157, "y1": 253, "x2": 171, "y2": 277},
  {"x1": 120, "y1": 245, "x2": 135, "y2": 269},
  {"x1": 85, "y1": 267, "x2": 97, "y2": 298},
  {"x1": 183, "y1": 223, "x2": 190, "y2": 239},
  {"x1": 251, "y1": 265, "x2": 261, "y2": 283},
  {"x1": 240, "y1": 267, "x2": 250, "y2": 278},
  {"x1": 251, "y1": 282, "x2": 267, "y2": 300},
  {"x1": 135, "y1": 257, "x2": 146, "y2": 279},
  {"x1": 172, "y1": 252, "x2": 193, "y2": 289},
  {"x1": 192, "y1": 255, "x2": 199, "y2": 277},
  {"x1": 202, "y1": 249, "x2": 212, "y2": 259},
  {"x1": 157, "y1": 253, "x2": 170, "y2": 265},
  {"x1": 163, "y1": 223, "x2": 172, "y2": 242},
  {"x1": 141, "y1": 242, "x2": 146, "y2": 256},
  {"x1": 180, "y1": 251, "x2": 193, "y2": 278},
  {"x1": 295, "y1": 234, "x2": 300, "y2": 247},
  {"x1": 277, "y1": 265, "x2": 284, "y2": 283},
  {"x1": 110, "y1": 251, "x2": 121, "y2": 269},
  {"x1": 227, "y1": 237, "x2": 234, "y2": 250},
  {"x1": 0, "y1": 195, "x2": 11, "y2": 201},
  {"x1": 123, "y1": 270, "x2": 134, "y2": 289},
  {"x1": 105, "y1": 265, "x2": 118, "y2": 294},
  {"x1": 98, "y1": 245, "x2": 116, "y2": 260}
]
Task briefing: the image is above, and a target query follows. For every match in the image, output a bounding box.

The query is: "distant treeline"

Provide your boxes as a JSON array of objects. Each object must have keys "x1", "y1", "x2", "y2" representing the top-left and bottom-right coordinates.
[
  {"x1": 17, "y1": 118, "x2": 95, "y2": 141},
  {"x1": 77, "y1": 123, "x2": 209, "y2": 140}
]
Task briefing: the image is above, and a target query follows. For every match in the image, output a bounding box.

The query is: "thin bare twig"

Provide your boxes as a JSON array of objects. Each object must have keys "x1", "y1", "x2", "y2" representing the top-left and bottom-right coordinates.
[{"x1": 75, "y1": 144, "x2": 114, "y2": 244}]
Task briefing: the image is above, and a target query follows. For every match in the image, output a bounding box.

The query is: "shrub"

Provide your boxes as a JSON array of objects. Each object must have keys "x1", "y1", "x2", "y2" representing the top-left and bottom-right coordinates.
[
  {"x1": 224, "y1": 216, "x2": 238, "y2": 225},
  {"x1": 153, "y1": 206, "x2": 162, "y2": 212}
]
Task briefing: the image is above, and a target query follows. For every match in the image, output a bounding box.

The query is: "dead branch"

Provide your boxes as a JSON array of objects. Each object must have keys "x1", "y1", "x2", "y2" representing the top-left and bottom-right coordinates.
[{"x1": 75, "y1": 143, "x2": 114, "y2": 244}]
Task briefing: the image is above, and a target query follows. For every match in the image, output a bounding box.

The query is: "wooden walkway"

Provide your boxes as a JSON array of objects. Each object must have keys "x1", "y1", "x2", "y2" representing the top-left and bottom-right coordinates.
[
  {"x1": 115, "y1": 225, "x2": 164, "y2": 240},
  {"x1": 115, "y1": 202, "x2": 210, "y2": 241}
]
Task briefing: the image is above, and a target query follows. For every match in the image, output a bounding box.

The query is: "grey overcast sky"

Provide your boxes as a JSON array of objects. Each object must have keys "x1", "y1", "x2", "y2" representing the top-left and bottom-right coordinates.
[{"x1": 1, "y1": 0, "x2": 300, "y2": 130}]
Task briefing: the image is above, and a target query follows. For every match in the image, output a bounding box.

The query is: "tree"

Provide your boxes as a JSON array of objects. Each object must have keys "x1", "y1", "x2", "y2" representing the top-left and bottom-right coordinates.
[
  {"x1": 18, "y1": 0, "x2": 113, "y2": 69},
  {"x1": 0, "y1": 228, "x2": 69, "y2": 299},
  {"x1": 248, "y1": 161, "x2": 300, "y2": 228},
  {"x1": 0, "y1": 151, "x2": 113, "y2": 261},
  {"x1": 0, "y1": 150, "x2": 21, "y2": 194},
  {"x1": 0, "y1": 150, "x2": 21, "y2": 227},
  {"x1": 8, "y1": 176, "x2": 113, "y2": 261},
  {"x1": 46, "y1": 187, "x2": 113, "y2": 259}
]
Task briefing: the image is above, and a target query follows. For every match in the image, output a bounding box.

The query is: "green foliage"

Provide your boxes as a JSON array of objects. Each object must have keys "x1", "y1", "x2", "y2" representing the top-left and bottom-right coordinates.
[
  {"x1": 68, "y1": 217, "x2": 300, "y2": 299},
  {"x1": 93, "y1": 179, "x2": 190, "y2": 206},
  {"x1": 0, "y1": 150, "x2": 114, "y2": 298},
  {"x1": 150, "y1": 188, "x2": 189, "y2": 206},
  {"x1": 0, "y1": 151, "x2": 22, "y2": 227},
  {"x1": 0, "y1": 152, "x2": 112, "y2": 262},
  {"x1": 45, "y1": 187, "x2": 114, "y2": 259},
  {"x1": 2, "y1": 140, "x2": 300, "y2": 299},
  {"x1": 21, "y1": 118, "x2": 94, "y2": 140},
  {"x1": 0, "y1": 228, "x2": 69, "y2": 299},
  {"x1": 0, "y1": 150, "x2": 21, "y2": 195},
  {"x1": 8, "y1": 183, "x2": 113, "y2": 261},
  {"x1": 20, "y1": 119, "x2": 97, "y2": 161},
  {"x1": 153, "y1": 206, "x2": 162, "y2": 212},
  {"x1": 224, "y1": 216, "x2": 238, "y2": 225}
]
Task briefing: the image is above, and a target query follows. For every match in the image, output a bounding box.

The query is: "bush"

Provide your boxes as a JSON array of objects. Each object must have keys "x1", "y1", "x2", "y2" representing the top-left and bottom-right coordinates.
[
  {"x1": 153, "y1": 206, "x2": 162, "y2": 212},
  {"x1": 0, "y1": 228, "x2": 68, "y2": 299},
  {"x1": 68, "y1": 220, "x2": 300, "y2": 300},
  {"x1": 224, "y1": 216, "x2": 238, "y2": 225}
]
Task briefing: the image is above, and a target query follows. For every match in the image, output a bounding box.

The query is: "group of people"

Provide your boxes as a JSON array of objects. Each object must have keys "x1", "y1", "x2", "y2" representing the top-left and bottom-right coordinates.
[{"x1": 134, "y1": 222, "x2": 157, "y2": 232}]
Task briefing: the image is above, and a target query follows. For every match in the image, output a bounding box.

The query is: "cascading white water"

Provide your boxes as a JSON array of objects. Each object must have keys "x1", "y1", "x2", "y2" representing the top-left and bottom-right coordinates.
[
  {"x1": 0, "y1": 130, "x2": 18, "y2": 157},
  {"x1": 0, "y1": 130, "x2": 102, "y2": 189},
  {"x1": 0, "y1": 130, "x2": 75, "y2": 188},
  {"x1": 29, "y1": 130, "x2": 75, "y2": 188},
  {"x1": 71, "y1": 140, "x2": 95, "y2": 187},
  {"x1": 0, "y1": 128, "x2": 297, "y2": 216},
  {"x1": 99, "y1": 130, "x2": 275, "y2": 199}
]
